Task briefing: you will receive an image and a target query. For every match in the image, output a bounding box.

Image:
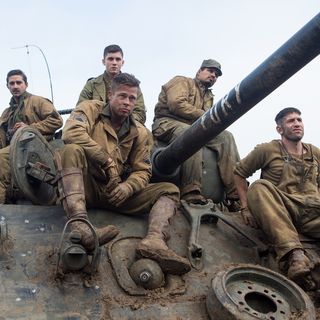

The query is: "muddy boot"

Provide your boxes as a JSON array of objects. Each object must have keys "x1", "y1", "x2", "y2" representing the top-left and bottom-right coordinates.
[
  {"x1": 287, "y1": 249, "x2": 311, "y2": 281},
  {"x1": 180, "y1": 184, "x2": 207, "y2": 205},
  {"x1": 136, "y1": 196, "x2": 191, "y2": 275},
  {"x1": 181, "y1": 191, "x2": 208, "y2": 205},
  {"x1": 223, "y1": 198, "x2": 241, "y2": 212},
  {"x1": 58, "y1": 168, "x2": 119, "y2": 252}
]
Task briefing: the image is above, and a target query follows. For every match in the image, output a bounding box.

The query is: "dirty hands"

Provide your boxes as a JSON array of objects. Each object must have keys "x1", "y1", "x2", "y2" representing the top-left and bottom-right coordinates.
[
  {"x1": 102, "y1": 157, "x2": 121, "y2": 191},
  {"x1": 107, "y1": 182, "x2": 134, "y2": 207},
  {"x1": 102, "y1": 156, "x2": 134, "y2": 206},
  {"x1": 7, "y1": 122, "x2": 28, "y2": 141},
  {"x1": 13, "y1": 122, "x2": 28, "y2": 131},
  {"x1": 241, "y1": 207, "x2": 258, "y2": 228}
]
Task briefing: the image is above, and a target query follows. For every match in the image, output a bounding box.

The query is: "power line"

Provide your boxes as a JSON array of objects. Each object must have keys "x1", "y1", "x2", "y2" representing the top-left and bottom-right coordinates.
[{"x1": 11, "y1": 44, "x2": 54, "y2": 103}]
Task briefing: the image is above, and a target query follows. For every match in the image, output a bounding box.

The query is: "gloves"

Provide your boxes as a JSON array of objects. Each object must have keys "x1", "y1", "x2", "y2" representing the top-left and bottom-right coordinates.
[
  {"x1": 241, "y1": 207, "x2": 259, "y2": 229},
  {"x1": 102, "y1": 157, "x2": 121, "y2": 192},
  {"x1": 107, "y1": 182, "x2": 134, "y2": 207}
]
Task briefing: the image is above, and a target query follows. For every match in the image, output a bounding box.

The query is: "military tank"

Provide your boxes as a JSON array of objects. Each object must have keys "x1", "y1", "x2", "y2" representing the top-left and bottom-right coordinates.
[{"x1": 1, "y1": 12, "x2": 320, "y2": 320}]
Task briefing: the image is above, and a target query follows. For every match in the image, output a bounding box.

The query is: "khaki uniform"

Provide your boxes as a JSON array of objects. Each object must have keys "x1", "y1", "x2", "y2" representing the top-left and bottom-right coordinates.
[
  {"x1": 61, "y1": 100, "x2": 179, "y2": 213},
  {"x1": 0, "y1": 146, "x2": 10, "y2": 203},
  {"x1": 77, "y1": 72, "x2": 147, "y2": 125},
  {"x1": 152, "y1": 76, "x2": 240, "y2": 198},
  {"x1": 235, "y1": 140, "x2": 320, "y2": 260},
  {"x1": 0, "y1": 92, "x2": 63, "y2": 203},
  {"x1": 0, "y1": 93, "x2": 63, "y2": 147}
]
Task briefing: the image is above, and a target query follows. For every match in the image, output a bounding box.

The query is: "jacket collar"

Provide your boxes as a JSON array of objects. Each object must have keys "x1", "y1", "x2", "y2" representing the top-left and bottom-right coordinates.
[
  {"x1": 194, "y1": 78, "x2": 212, "y2": 96},
  {"x1": 9, "y1": 91, "x2": 30, "y2": 108},
  {"x1": 101, "y1": 104, "x2": 138, "y2": 141}
]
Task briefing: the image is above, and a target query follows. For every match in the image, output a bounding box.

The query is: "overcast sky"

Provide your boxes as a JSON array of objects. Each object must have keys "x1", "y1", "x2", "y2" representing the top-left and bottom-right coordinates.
[{"x1": 0, "y1": 1, "x2": 319, "y2": 161}]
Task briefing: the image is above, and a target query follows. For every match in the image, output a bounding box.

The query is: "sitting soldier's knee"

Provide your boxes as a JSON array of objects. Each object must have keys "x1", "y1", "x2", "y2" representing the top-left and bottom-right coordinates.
[
  {"x1": 60, "y1": 144, "x2": 86, "y2": 167},
  {"x1": 247, "y1": 179, "x2": 274, "y2": 201},
  {"x1": 157, "y1": 182, "x2": 180, "y2": 203}
]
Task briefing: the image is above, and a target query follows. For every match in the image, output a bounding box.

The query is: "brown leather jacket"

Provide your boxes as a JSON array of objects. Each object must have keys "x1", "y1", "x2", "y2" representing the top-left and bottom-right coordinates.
[
  {"x1": 62, "y1": 100, "x2": 151, "y2": 193},
  {"x1": 0, "y1": 92, "x2": 63, "y2": 148},
  {"x1": 154, "y1": 76, "x2": 214, "y2": 124}
]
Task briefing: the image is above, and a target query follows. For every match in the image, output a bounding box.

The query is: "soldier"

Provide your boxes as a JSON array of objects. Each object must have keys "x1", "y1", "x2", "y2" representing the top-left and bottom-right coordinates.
[
  {"x1": 77, "y1": 44, "x2": 147, "y2": 125},
  {"x1": 152, "y1": 59, "x2": 240, "y2": 206},
  {"x1": 234, "y1": 107, "x2": 320, "y2": 283},
  {"x1": 57, "y1": 73, "x2": 190, "y2": 275},
  {"x1": 0, "y1": 69, "x2": 63, "y2": 204}
]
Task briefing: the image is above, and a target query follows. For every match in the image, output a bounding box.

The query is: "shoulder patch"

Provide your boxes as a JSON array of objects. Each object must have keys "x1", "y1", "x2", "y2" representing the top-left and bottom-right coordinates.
[{"x1": 69, "y1": 112, "x2": 88, "y2": 123}]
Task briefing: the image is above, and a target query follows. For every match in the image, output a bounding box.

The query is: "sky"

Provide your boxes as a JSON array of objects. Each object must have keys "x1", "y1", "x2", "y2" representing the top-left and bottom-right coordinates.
[{"x1": 0, "y1": 1, "x2": 320, "y2": 164}]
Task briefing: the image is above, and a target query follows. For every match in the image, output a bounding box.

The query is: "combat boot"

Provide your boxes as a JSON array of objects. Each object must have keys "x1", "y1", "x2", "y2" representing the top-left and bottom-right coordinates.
[
  {"x1": 180, "y1": 184, "x2": 207, "y2": 205},
  {"x1": 136, "y1": 196, "x2": 191, "y2": 275},
  {"x1": 58, "y1": 167, "x2": 118, "y2": 252},
  {"x1": 223, "y1": 198, "x2": 241, "y2": 212},
  {"x1": 287, "y1": 249, "x2": 311, "y2": 281},
  {"x1": 181, "y1": 190, "x2": 208, "y2": 205}
]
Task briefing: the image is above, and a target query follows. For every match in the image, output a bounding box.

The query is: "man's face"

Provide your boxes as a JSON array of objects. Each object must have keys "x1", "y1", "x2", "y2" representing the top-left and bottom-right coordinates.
[
  {"x1": 197, "y1": 68, "x2": 219, "y2": 88},
  {"x1": 277, "y1": 112, "x2": 304, "y2": 142},
  {"x1": 7, "y1": 75, "x2": 28, "y2": 97},
  {"x1": 108, "y1": 84, "x2": 138, "y2": 121},
  {"x1": 102, "y1": 52, "x2": 124, "y2": 76}
]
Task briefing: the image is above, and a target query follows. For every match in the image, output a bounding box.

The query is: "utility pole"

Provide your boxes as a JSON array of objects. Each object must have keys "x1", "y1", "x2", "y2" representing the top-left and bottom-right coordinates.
[{"x1": 12, "y1": 44, "x2": 54, "y2": 104}]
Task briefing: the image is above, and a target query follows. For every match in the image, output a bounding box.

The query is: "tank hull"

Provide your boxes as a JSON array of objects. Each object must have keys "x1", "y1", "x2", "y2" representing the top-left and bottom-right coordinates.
[{"x1": 0, "y1": 204, "x2": 263, "y2": 319}]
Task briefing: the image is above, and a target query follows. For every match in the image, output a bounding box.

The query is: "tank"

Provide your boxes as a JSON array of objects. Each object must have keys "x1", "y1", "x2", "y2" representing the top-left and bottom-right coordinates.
[{"x1": 1, "y1": 12, "x2": 320, "y2": 320}]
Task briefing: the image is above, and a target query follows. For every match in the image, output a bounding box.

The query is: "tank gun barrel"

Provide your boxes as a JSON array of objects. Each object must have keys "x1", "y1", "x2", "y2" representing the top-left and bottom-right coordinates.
[
  {"x1": 58, "y1": 108, "x2": 74, "y2": 115},
  {"x1": 153, "y1": 12, "x2": 320, "y2": 176}
]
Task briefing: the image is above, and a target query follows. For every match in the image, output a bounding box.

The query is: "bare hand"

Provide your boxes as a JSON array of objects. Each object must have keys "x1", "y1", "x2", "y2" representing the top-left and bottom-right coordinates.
[
  {"x1": 241, "y1": 207, "x2": 259, "y2": 228},
  {"x1": 107, "y1": 182, "x2": 133, "y2": 207},
  {"x1": 13, "y1": 122, "x2": 27, "y2": 131}
]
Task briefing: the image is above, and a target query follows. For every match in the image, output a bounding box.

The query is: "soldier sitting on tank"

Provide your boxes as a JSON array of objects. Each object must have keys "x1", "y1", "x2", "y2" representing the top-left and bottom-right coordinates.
[
  {"x1": 0, "y1": 69, "x2": 63, "y2": 204},
  {"x1": 56, "y1": 72, "x2": 191, "y2": 275},
  {"x1": 152, "y1": 59, "x2": 240, "y2": 207},
  {"x1": 77, "y1": 44, "x2": 147, "y2": 126},
  {"x1": 234, "y1": 107, "x2": 320, "y2": 284}
]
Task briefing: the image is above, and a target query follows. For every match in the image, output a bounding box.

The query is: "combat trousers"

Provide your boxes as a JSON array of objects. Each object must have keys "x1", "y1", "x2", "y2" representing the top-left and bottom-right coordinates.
[
  {"x1": 152, "y1": 118, "x2": 240, "y2": 198},
  {"x1": 0, "y1": 146, "x2": 10, "y2": 203},
  {"x1": 60, "y1": 144, "x2": 180, "y2": 214},
  {"x1": 247, "y1": 179, "x2": 320, "y2": 260}
]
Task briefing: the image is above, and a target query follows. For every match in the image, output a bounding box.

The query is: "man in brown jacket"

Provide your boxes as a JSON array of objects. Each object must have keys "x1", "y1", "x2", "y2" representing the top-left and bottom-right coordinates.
[
  {"x1": 152, "y1": 59, "x2": 240, "y2": 205},
  {"x1": 0, "y1": 69, "x2": 63, "y2": 203},
  {"x1": 234, "y1": 107, "x2": 320, "y2": 284},
  {"x1": 77, "y1": 44, "x2": 147, "y2": 125},
  {"x1": 58, "y1": 73, "x2": 190, "y2": 275}
]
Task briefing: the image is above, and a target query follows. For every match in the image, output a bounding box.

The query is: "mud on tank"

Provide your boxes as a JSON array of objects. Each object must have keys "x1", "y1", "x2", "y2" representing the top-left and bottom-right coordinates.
[{"x1": 1, "y1": 12, "x2": 320, "y2": 320}]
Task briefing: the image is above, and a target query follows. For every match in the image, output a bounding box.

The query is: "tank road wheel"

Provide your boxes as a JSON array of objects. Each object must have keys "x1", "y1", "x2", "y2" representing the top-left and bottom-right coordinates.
[
  {"x1": 206, "y1": 264, "x2": 315, "y2": 320},
  {"x1": 10, "y1": 126, "x2": 57, "y2": 205},
  {"x1": 129, "y1": 258, "x2": 164, "y2": 290}
]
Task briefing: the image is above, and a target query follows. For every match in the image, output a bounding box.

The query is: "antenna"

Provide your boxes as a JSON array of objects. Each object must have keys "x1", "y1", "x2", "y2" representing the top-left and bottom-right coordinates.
[{"x1": 12, "y1": 44, "x2": 54, "y2": 103}]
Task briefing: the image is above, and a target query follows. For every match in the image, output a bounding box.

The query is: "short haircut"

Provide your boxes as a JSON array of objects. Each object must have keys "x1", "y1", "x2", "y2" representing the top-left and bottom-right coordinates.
[
  {"x1": 111, "y1": 73, "x2": 140, "y2": 91},
  {"x1": 103, "y1": 44, "x2": 123, "y2": 58},
  {"x1": 6, "y1": 69, "x2": 27, "y2": 84},
  {"x1": 275, "y1": 107, "x2": 301, "y2": 125}
]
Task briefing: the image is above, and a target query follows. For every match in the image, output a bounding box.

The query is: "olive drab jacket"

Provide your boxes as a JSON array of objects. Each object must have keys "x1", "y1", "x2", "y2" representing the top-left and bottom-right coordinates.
[
  {"x1": 153, "y1": 76, "x2": 214, "y2": 124},
  {"x1": 62, "y1": 100, "x2": 151, "y2": 194},
  {"x1": 0, "y1": 92, "x2": 63, "y2": 148},
  {"x1": 77, "y1": 72, "x2": 147, "y2": 125}
]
